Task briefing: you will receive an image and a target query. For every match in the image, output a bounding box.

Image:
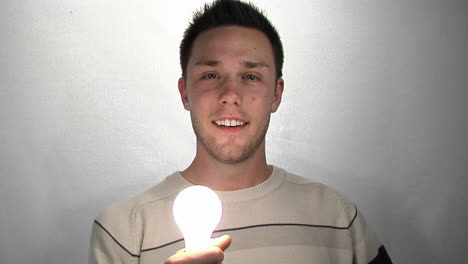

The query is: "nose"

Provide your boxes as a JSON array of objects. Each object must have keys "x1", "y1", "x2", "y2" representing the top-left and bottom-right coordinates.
[{"x1": 219, "y1": 77, "x2": 241, "y2": 106}]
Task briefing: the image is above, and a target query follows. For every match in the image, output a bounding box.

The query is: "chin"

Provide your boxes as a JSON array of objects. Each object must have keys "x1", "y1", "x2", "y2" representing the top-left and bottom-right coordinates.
[
  {"x1": 210, "y1": 146, "x2": 254, "y2": 164},
  {"x1": 214, "y1": 155, "x2": 249, "y2": 165}
]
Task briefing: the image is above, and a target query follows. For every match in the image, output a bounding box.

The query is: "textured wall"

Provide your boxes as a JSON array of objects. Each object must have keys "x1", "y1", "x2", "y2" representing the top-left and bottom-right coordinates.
[{"x1": 1, "y1": 0, "x2": 467, "y2": 263}]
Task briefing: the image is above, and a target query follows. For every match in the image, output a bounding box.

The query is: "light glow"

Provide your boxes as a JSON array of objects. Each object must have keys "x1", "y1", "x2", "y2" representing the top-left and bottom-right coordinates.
[{"x1": 173, "y1": 185, "x2": 223, "y2": 252}]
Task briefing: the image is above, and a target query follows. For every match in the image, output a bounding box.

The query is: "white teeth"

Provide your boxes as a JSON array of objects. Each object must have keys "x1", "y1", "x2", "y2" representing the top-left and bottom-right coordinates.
[{"x1": 214, "y1": 119, "x2": 245, "y2": 127}]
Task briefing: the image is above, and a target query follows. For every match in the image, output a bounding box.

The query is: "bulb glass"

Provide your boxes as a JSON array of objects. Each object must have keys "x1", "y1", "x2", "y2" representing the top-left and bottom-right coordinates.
[{"x1": 173, "y1": 185, "x2": 222, "y2": 252}]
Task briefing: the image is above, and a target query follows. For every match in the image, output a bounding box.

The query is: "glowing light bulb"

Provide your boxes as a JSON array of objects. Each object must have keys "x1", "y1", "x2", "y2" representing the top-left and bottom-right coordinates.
[{"x1": 173, "y1": 185, "x2": 222, "y2": 252}]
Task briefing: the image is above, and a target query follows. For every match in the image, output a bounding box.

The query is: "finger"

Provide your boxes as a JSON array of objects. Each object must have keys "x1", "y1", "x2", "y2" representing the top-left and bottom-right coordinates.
[
  {"x1": 209, "y1": 235, "x2": 232, "y2": 251},
  {"x1": 175, "y1": 248, "x2": 186, "y2": 254},
  {"x1": 164, "y1": 247, "x2": 224, "y2": 264},
  {"x1": 173, "y1": 235, "x2": 231, "y2": 254}
]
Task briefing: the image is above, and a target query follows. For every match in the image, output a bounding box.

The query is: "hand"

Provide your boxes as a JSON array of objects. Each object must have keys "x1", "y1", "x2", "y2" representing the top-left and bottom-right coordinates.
[{"x1": 164, "y1": 235, "x2": 232, "y2": 264}]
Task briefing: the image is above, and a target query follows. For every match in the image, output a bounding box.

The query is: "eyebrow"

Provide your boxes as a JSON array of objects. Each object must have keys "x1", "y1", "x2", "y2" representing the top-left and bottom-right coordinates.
[
  {"x1": 194, "y1": 59, "x2": 270, "y2": 69},
  {"x1": 243, "y1": 61, "x2": 270, "y2": 69},
  {"x1": 194, "y1": 59, "x2": 219, "y2": 66}
]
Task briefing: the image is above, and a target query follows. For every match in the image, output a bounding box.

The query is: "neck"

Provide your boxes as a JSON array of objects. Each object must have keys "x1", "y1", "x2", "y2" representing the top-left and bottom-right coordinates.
[{"x1": 180, "y1": 142, "x2": 272, "y2": 191}]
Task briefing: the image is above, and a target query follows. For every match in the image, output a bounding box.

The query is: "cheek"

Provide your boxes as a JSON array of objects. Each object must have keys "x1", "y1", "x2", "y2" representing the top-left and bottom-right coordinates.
[
  {"x1": 249, "y1": 95, "x2": 269, "y2": 102},
  {"x1": 190, "y1": 89, "x2": 214, "y2": 104},
  {"x1": 190, "y1": 94, "x2": 217, "y2": 115},
  {"x1": 249, "y1": 87, "x2": 273, "y2": 102},
  {"x1": 248, "y1": 95, "x2": 273, "y2": 113}
]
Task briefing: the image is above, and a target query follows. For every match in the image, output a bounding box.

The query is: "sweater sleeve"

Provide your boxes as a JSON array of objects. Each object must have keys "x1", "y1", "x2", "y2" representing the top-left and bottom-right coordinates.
[
  {"x1": 348, "y1": 208, "x2": 392, "y2": 264},
  {"x1": 88, "y1": 197, "x2": 145, "y2": 264},
  {"x1": 88, "y1": 220, "x2": 140, "y2": 264},
  {"x1": 332, "y1": 190, "x2": 392, "y2": 264}
]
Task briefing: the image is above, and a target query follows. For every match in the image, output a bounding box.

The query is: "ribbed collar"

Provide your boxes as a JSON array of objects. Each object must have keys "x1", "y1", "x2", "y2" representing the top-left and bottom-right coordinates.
[{"x1": 166, "y1": 166, "x2": 286, "y2": 204}]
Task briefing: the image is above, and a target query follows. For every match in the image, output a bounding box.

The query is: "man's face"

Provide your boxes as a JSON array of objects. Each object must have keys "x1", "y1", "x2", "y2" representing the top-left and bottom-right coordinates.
[{"x1": 178, "y1": 25, "x2": 284, "y2": 164}]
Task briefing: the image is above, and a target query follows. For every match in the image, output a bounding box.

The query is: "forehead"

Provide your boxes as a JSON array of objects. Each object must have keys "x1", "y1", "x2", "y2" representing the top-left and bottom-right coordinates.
[{"x1": 188, "y1": 25, "x2": 275, "y2": 66}]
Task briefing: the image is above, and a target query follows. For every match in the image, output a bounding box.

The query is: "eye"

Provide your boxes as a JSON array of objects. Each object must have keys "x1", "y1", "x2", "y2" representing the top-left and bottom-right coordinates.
[
  {"x1": 203, "y1": 73, "x2": 218, "y2": 79},
  {"x1": 243, "y1": 74, "x2": 260, "y2": 81}
]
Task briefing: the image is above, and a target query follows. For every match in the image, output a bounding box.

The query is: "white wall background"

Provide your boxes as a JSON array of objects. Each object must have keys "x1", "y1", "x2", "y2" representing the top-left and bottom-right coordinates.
[{"x1": 1, "y1": 0, "x2": 467, "y2": 263}]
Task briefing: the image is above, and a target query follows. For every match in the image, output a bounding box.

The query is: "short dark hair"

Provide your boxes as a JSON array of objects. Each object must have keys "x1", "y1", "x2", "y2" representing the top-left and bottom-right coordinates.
[{"x1": 179, "y1": 0, "x2": 284, "y2": 79}]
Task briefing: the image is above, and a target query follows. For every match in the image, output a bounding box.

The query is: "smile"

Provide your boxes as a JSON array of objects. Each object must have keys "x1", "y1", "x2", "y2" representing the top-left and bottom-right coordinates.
[{"x1": 213, "y1": 119, "x2": 246, "y2": 127}]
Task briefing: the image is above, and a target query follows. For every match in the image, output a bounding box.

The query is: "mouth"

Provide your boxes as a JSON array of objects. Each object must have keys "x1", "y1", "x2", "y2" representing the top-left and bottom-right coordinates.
[
  {"x1": 213, "y1": 119, "x2": 247, "y2": 127},
  {"x1": 212, "y1": 118, "x2": 249, "y2": 131}
]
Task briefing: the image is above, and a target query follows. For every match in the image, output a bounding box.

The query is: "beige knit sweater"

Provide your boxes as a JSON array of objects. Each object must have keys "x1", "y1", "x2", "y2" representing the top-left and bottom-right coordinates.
[{"x1": 89, "y1": 166, "x2": 391, "y2": 264}]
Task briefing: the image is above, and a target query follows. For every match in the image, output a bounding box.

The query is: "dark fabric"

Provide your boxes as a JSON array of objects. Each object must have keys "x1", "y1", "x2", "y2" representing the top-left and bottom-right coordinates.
[{"x1": 369, "y1": 246, "x2": 392, "y2": 264}]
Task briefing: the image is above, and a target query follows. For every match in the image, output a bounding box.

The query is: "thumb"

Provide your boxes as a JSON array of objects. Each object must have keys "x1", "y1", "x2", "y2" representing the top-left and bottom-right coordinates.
[{"x1": 209, "y1": 235, "x2": 232, "y2": 251}]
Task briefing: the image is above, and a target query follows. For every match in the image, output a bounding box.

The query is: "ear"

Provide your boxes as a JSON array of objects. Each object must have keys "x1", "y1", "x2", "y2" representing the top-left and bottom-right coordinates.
[
  {"x1": 271, "y1": 78, "x2": 284, "y2": 113},
  {"x1": 178, "y1": 77, "x2": 190, "y2": 111}
]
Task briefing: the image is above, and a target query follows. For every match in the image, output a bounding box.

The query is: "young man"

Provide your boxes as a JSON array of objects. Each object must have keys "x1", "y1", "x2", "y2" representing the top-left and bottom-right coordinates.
[{"x1": 89, "y1": 1, "x2": 392, "y2": 263}]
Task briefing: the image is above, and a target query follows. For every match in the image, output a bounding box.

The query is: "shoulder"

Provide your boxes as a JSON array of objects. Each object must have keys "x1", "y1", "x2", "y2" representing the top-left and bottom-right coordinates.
[
  {"x1": 276, "y1": 167, "x2": 358, "y2": 226},
  {"x1": 97, "y1": 172, "x2": 183, "y2": 221},
  {"x1": 92, "y1": 172, "x2": 189, "y2": 254},
  {"x1": 275, "y1": 167, "x2": 389, "y2": 263}
]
